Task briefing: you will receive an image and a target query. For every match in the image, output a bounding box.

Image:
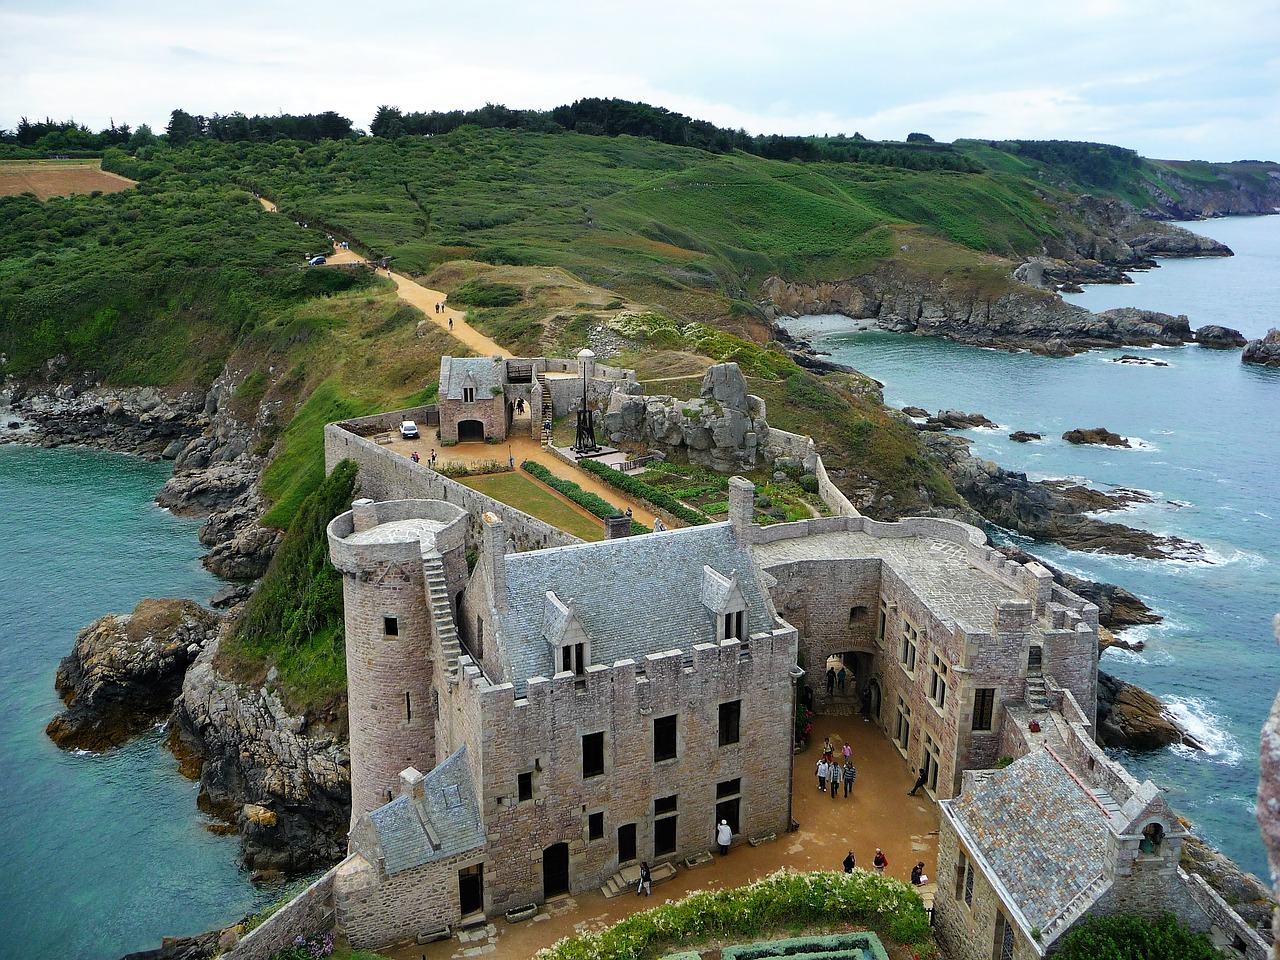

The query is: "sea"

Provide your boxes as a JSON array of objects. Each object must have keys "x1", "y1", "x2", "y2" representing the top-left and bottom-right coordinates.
[
  {"x1": 0, "y1": 445, "x2": 275, "y2": 960},
  {"x1": 785, "y1": 214, "x2": 1280, "y2": 879}
]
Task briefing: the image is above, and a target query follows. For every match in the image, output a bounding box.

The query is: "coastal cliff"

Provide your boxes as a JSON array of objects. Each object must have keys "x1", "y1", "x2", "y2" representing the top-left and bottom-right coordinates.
[{"x1": 174, "y1": 635, "x2": 350, "y2": 874}]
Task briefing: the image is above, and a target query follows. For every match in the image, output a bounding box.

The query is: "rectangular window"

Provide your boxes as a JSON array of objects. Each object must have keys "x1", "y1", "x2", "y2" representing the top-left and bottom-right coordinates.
[
  {"x1": 654, "y1": 794, "x2": 678, "y2": 816},
  {"x1": 716, "y1": 777, "x2": 741, "y2": 800},
  {"x1": 588, "y1": 811, "x2": 604, "y2": 841},
  {"x1": 383, "y1": 615, "x2": 399, "y2": 637},
  {"x1": 996, "y1": 911, "x2": 1014, "y2": 960},
  {"x1": 517, "y1": 771, "x2": 533, "y2": 802},
  {"x1": 463, "y1": 386, "x2": 476, "y2": 403},
  {"x1": 405, "y1": 691, "x2": 412, "y2": 722},
  {"x1": 929, "y1": 653, "x2": 949, "y2": 710},
  {"x1": 718, "y1": 700, "x2": 741, "y2": 747},
  {"x1": 876, "y1": 598, "x2": 888, "y2": 644},
  {"x1": 895, "y1": 697, "x2": 911, "y2": 751},
  {"x1": 653, "y1": 714, "x2": 678, "y2": 763},
  {"x1": 899, "y1": 621, "x2": 918, "y2": 673},
  {"x1": 964, "y1": 855, "x2": 975, "y2": 907},
  {"x1": 723, "y1": 610, "x2": 745, "y2": 640},
  {"x1": 923, "y1": 733, "x2": 941, "y2": 793},
  {"x1": 973, "y1": 688, "x2": 996, "y2": 732},
  {"x1": 582, "y1": 732, "x2": 604, "y2": 779},
  {"x1": 560, "y1": 643, "x2": 587, "y2": 675}
]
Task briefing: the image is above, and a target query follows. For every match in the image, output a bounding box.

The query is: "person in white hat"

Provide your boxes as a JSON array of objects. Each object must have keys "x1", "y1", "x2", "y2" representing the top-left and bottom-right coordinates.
[{"x1": 717, "y1": 819, "x2": 733, "y2": 856}]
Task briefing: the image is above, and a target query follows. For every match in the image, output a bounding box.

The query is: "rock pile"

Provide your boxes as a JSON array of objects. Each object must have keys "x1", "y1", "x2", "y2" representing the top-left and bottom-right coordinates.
[{"x1": 1243, "y1": 328, "x2": 1280, "y2": 367}]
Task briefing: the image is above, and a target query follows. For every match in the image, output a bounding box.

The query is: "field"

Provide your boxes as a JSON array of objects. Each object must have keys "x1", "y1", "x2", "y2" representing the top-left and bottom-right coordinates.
[{"x1": 0, "y1": 159, "x2": 135, "y2": 199}]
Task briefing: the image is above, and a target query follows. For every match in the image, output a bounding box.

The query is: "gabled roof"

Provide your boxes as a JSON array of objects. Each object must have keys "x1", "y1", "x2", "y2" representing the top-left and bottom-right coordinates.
[
  {"x1": 499, "y1": 522, "x2": 776, "y2": 692},
  {"x1": 441, "y1": 356, "x2": 504, "y2": 400},
  {"x1": 944, "y1": 750, "x2": 1111, "y2": 935},
  {"x1": 363, "y1": 747, "x2": 485, "y2": 875},
  {"x1": 702, "y1": 565, "x2": 746, "y2": 613}
]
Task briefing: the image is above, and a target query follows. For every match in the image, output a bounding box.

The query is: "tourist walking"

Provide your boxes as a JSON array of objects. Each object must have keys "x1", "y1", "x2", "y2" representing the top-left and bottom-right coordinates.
[
  {"x1": 716, "y1": 819, "x2": 733, "y2": 856},
  {"x1": 911, "y1": 862, "x2": 928, "y2": 886},
  {"x1": 816, "y1": 758, "x2": 829, "y2": 792},
  {"x1": 842, "y1": 850, "x2": 855, "y2": 873},
  {"x1": 837, "y1": 665, "x2": 847, "y2": 692},
  {"x1": 843, "y1": 759, "x2": 856, "y2": 797},
  {"x1": 829, "y1": 761, "x2": 842, "y2": 798},
  {"x1": 826, "y1": 666, "x2": 836, "y2": 696},
  {"x1": 842, "y1": 741, "x2": 852, "y2": 762},
  {"x1": 448, "y1": 317, "x2": 453, "y2": 331},
  {"x1": 873, "y1": 848, "x2": 888, "y2": 874},
  {"x1": 908, "y1": 767, "x2": 929, "y2": 796},
  {"x1": 429, "y1": 449, "x2": 437, "y2": 467},
  {"x1": 636, "y1": 861, "x2": 651, "y2": 896}
]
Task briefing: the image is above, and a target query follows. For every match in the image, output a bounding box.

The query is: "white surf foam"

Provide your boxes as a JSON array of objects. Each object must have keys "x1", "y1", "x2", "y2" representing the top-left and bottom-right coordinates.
[{"x1": 1162, "y1": 696, "x2": 1242, "y2": 764}]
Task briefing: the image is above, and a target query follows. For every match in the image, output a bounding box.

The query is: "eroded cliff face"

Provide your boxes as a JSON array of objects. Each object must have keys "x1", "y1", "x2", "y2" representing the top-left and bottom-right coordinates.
[
  {"x1": 174, "y1": 636, "x2": 350, "y2": 874},
  {"x1": 1257, "y1": 614, "x2": 1280, "y2": 945},
  {"x1": 1144, "y1": 167, "x2": 1280, "y2": 219}
]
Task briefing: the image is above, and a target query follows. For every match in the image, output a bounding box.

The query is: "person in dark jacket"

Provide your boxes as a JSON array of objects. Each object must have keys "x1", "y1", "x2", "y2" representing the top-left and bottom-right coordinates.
[
  {"x1": 842, "y1": 850, "x2": 855, "y2": 873},
  {"x1": 636, "y1": 861, "x2": 651, "y2": 896}
]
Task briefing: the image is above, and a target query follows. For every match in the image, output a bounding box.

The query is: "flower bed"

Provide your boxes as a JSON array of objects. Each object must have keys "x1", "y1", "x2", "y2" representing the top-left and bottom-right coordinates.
[
  {"x1": 522, "y1": 460, "x2": 649, "y2": 534},
  {"x1": 535, "y1": 869, "x2": 933, "y2": 960}
]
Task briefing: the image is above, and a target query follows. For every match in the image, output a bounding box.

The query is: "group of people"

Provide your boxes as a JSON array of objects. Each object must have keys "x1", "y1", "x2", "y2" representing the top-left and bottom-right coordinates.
[
  {"x1": 409, "y1": 449, "x2": 438, "y2": 468},
  {"x1": 841, "y1": 847, "x2": 928, "y2": 886},
  {"x1": 815, "y1": 736, "x2": 857, "y2": 798},
  {"x1": 825, "y1": 664, "x2": 848, "y2": 696}
]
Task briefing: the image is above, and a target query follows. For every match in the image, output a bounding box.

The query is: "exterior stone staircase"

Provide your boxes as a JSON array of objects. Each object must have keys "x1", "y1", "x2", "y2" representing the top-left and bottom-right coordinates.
[
  {"x1": 423, "y1": 554, "x2": 462, "y2": 682},
  {"x1": 600, "y1": 860, "x2": 678, "y2": 898},
  {"x1": 1026, "y1": 671, "x2": 1049, "y2": 713},
  {"x1": 535, "y1": 373, "x2": 553, "y2": 446},
  {"x1": 1038, "y1": 872, "x2": 1110, "y2": 945}
]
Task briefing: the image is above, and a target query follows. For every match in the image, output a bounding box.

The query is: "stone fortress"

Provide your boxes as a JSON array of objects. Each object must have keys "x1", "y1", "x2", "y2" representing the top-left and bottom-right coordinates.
[{"x1": 226, "y1": 355, "x2": 1267, "y2": 960}]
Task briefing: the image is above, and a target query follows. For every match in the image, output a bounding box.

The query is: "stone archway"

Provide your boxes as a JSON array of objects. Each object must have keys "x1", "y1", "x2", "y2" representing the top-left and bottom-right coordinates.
[{"x1": 457, "y1": 418, "x2": 485, "y2": 443}]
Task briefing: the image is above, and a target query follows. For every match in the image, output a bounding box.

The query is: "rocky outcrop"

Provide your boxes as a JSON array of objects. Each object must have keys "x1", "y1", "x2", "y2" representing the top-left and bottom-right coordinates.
[
  {"x1": 603, "y1": 362, "x2": 805, "y2": 474},
  {"x1": 923, "y1": 433, "x2": 1204, "y2": 561},
  {"x1": 1242, "y1": 328, "x2": 1280, "y2": 367},
  {"x1": 762, "y1": 272, "x2": 1198, "y2": 355},
  {"x1": 1258, "y1": 614, "x2": 1280, "y2": 947},
  {"x1": 1142, "y1": 167, "x2": 1280, "y2": 219},
  {"x1": 1194, "y1": 325, "x2": 1248, "y2": 349},
  {"x1": 1112, "y1": 354, "x2": 1168, "y2": 367},
  {"x1": 997, "y1": 546, "x2": 1160, "y2": 631},
  {"x1": 1009, "y1": 431, "x2": 1041, "y2": 443},
  {"x1": 1096, "y1": 671, "x2": 1203, "y2": 750},
  {"x1": 46, "y1": 598, "x2": 222, "y2": 753},
  {"x1": 921, "y1": 410, "x2": 997, "y2": 431},
  {"x1": 1063, "y1": 426, "x2": 1130, "y2": 447},
  {"x1": 1181, "y1": 836, "x2": 1277, "y2": 933},
  {"x1": 174, "y1": 636, "x2": 350, "y2": 873}
]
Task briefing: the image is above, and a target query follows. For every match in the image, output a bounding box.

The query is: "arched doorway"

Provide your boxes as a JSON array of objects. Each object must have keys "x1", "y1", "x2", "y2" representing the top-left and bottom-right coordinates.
[
  {"x1": 457, "y1": 419, "x2": 485, "y2": 443},
  {"x1": 543, "y1": 842, "x2": 570, "y2": 899}
]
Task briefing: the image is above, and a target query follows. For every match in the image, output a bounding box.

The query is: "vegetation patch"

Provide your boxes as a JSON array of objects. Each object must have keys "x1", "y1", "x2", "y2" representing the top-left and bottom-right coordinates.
[
  {"x1": 521, "y1": 460, "x2": 649, "y2": 534},
  {"x1": 577, "y1": 459, "x2": 710, "y2": 526},
  {"x1": 1055, "y1": 912, "x2": 1226, "y2": 959},
  {"x1": 459, "y1": 472, "x2": 603, "y2": 542},
  {"x1": 534, "y1": 868, "x2": 933, "y2": 959},
  {"x1": 221, "y1": 460, "x2": 358, "y2": 710}
]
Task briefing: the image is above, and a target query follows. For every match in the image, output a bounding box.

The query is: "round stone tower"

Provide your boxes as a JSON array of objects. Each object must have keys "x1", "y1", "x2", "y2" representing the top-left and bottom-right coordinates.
[{"x1": 327, "y1": 497, "x2": 469, "y2": 827}]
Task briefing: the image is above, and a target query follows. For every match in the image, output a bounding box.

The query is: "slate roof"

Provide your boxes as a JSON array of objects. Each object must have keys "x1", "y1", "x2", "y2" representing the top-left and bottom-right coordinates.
[
  {"x1": 365, "y1": 747, "x2": 485, "y2": 875},
  {"x1": 944, "y1": 749, "x2": 1111, "y2": 933},
  {"x1": 441, "y1": 356, "x2": 505, "y2": 401},
  {"x1": 499, "y1": 522, "x2": 776, "y2": 691}
]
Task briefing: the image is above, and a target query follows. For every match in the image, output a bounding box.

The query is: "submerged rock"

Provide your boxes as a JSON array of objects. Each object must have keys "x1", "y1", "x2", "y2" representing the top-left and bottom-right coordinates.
[
  {"x1": 1008, "y1": 430, "x2": 1041, "y2": 443},
  {"x1": 47, "y1": 598, "x2": 221, "y2": 753},
  {"x1": 1063, "y1": 426, "x2": 1130, "y2": 447}
]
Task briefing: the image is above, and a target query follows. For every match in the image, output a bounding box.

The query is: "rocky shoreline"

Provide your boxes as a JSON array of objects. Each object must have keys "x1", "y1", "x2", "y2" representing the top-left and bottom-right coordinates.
[{"x1": 3, "y1": 366, "x2": 349, "y2": 876}]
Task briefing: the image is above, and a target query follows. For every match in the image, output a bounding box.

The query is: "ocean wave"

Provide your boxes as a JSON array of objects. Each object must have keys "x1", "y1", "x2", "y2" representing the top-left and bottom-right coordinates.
[
  {"x1": 1126, "y1": 436, "x2": 1158, "y2": 452},
  {"x1": 1163, "y1": 696, "x2": 1242, "y2": 764},
  {"x1": 1102, "y1": 646, "x2": 1177, "y2": 667}
]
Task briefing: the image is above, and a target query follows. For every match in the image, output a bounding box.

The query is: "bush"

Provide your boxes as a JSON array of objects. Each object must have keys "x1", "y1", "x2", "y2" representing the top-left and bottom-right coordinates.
[
  {"x1": 1055, "y1": 913, "x2": 1226, "y2": 960},
  {"x1": 450, "y1": 278, "x2": 522, "y2": 307},
  {"x1": 799, "y1": 474, "x2": 820, "y2": 494},
  {"x1": 534, "y1": 869, "x2": 932, "y2": 960},
  {"x1": 577, "y1": 459, "x2": 710, "y2": 526}
]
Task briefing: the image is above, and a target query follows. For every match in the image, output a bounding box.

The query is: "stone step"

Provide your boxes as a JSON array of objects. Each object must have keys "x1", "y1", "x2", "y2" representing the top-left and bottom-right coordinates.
[{"x1": 600, "y1": 860, "x2": 677, "y2": 898}]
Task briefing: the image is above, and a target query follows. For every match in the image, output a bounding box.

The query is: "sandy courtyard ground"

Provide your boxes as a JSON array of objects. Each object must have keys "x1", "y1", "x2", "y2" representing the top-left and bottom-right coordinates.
[{"x1": 387, "y1": 712, "x2": 938, "y2": 960}]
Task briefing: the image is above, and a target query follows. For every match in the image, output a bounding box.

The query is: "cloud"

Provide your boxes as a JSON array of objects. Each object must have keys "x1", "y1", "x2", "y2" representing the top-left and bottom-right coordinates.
[{"x1": 1, "y1": 0, "x2": 1278, "y2": 160}]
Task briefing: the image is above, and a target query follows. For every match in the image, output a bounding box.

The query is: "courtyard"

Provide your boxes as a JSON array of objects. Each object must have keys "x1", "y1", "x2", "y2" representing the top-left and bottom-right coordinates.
[{"x1": 386, "y1": 711, "x2": 939, "y2": 960}]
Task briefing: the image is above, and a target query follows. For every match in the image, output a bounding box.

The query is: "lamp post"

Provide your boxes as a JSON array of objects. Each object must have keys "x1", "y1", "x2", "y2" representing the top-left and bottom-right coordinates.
[{"x1": 573, "y1": 348, "x2": 599, "y2": 455}]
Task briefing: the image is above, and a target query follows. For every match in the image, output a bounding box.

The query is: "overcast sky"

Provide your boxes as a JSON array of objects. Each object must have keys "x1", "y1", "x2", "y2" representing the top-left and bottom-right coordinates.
[{"x1": 3, "y1": 0, "x2": 1278, "y2": 161}]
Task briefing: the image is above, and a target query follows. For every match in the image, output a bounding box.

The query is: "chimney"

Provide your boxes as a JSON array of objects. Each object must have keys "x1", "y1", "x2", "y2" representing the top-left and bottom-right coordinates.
[
  {"x1": 399, "y1": 766, "x2": 425, "y2": 801},
  {"x1": 605, "y1": 514, "x2": 632, "y2": 539},
  {"x1": 728, "y1": 476, "x2": 755, "y2": 543},
  {"x1": 482, "y1": 512, "x2": 508, "y2": 607},
  {"x1": 352, "y1": 498, "x2": 378, "y2": 533}
]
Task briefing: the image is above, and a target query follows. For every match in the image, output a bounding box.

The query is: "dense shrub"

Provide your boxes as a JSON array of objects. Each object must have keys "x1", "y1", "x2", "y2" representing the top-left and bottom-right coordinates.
[
  {"x1": 577, "y1": 459, "x2": 710, "y2": 526},
  {"x1": 450, "y1": 279, "x2": 522, "y2": 307},
  {"x1": 1055, "y1": 913, "x2": 1226, "y2": 960},
  {"x1": 535, "y1": 869, "x2": 932, "y2": 959}
]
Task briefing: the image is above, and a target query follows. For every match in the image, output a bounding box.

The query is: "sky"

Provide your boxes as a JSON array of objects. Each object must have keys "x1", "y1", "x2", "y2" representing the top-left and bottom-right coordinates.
[{"x1": 2, "y1": 0, "x2": 1279, "y2": 162}]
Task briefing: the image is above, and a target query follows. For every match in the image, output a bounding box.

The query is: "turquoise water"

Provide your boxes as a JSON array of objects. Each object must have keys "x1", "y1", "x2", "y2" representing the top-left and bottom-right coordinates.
[
  {"x1": 0, "y1": 445, "x2": 271, "y2": 960},
  {"x1": 790, "y1": 215, "x2": 1280, "y2": 877}
]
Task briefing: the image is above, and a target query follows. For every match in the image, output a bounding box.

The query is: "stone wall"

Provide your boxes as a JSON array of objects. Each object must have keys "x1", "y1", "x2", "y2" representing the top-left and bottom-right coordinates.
[
  {"x1": 338, "y1": 405, "x2": 440, "y2": 436},
  {"x1": 226, "y1": 868, "x2": 336, "y2": 960},
  {"x1": 324, "y1": 424, "x2": 579, "y2": 553},
  {"x1": 335, "y1": 850, "x2": 482, "y2": 949},
  {"x1": 933, "y1": 823, "x2": 1038, "y2": 960},
  {"x1": 1180, "y1": 869, "x2": 1269, "y2": 960},
  {"x1": 814, "y1": 452, "x2": 860, "y2": 518}
]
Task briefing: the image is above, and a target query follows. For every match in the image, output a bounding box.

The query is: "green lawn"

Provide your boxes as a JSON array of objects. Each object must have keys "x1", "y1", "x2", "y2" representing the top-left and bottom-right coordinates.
[{"x1": 459, "y1": 471, "x2": 603, "y2": 541}]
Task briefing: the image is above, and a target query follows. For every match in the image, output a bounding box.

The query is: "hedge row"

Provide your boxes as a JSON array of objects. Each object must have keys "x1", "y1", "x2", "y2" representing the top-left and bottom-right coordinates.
[
  {"x1": 522, "y1": 460, "x2": 650, "y2": 535},
  {"x1": 535, "y1": 869, "x2": 932, "y2": 960},
  {"x1": 577, "y1": 459, "x2": 710, "y2": 526}
]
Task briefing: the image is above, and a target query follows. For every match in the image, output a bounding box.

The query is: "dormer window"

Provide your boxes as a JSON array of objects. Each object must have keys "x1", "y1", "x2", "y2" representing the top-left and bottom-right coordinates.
[
  {"x1": 702, "y1": 566, "x2": 748, "y2": 643},
  {"x1": 463, "y1": 386, "x2": 476, "y2": 403},
  {"x1": 542, "y1": 591, "x2": 591, "y2": 677},
  {"x1": 561, "y1": 642, "x2": 585, "y2": 676}
]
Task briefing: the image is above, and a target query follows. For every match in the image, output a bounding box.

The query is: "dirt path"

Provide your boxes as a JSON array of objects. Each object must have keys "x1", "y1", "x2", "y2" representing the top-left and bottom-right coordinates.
[
  {"x1": 256, "y1": 195, "x2": 277, "y2": 212},
  {"x1": 387, "y1": 712, "x2": 938, "y2": 960}
]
